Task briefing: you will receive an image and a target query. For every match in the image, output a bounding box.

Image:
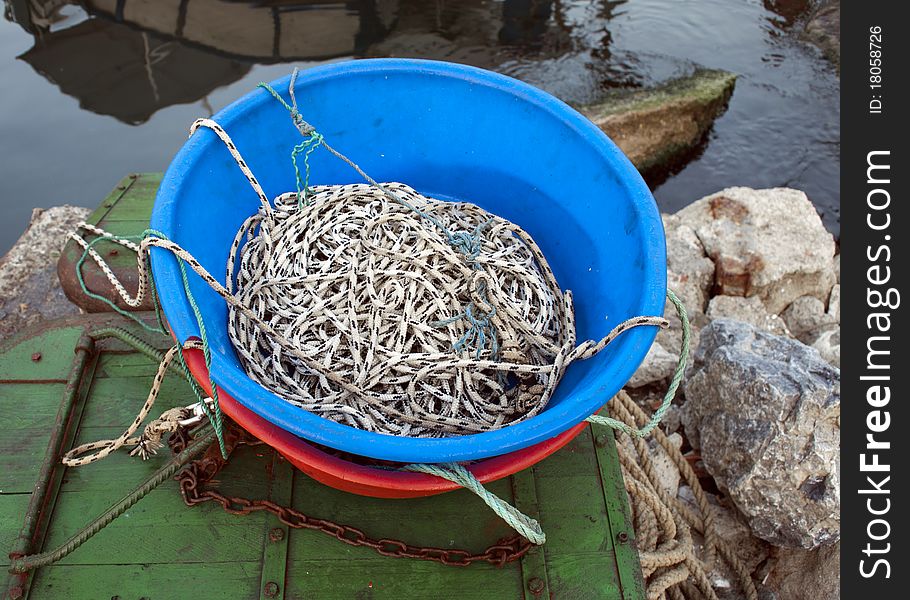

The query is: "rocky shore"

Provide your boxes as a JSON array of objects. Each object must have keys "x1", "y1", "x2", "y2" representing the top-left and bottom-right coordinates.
[
  {"x1": 0, "y1": 206, "x2": 91, "y2": 340},
  {"x1": 629, "y1": 186, "x2": 840, "y2": 599}
]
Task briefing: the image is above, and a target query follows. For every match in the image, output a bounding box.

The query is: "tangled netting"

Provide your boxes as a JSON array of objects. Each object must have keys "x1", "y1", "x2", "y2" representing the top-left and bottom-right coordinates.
[{"x1": 227, "y1": 182, "x2": 586, "y2": 437}]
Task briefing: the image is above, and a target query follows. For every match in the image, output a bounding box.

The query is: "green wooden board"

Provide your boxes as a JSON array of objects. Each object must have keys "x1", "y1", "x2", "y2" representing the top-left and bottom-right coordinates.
[{"x1": 1, "y1": 174, "x2": 646, "y2": 599}]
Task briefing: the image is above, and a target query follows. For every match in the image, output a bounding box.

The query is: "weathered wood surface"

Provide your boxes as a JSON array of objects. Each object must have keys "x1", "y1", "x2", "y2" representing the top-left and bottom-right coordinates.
[{"x1": 1, "y1": 317, "x2": 644, "y2": 599}]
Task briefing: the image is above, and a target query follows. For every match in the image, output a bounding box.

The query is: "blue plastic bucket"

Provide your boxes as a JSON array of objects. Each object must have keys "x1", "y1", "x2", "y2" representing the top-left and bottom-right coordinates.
[{"x1": 150, "y1": 58, "x2": 666, "y2": 464}]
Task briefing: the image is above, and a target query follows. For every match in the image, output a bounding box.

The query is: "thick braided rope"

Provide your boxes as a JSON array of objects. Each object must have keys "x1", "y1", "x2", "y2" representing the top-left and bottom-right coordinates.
[
  {"x1": 605, "y1": 392, "x2": 759, "y2": 600},
  {"x1": 618, "y1": 394, "x2": 758, "y2": 600},
  {"x1": 403, "y1": 462, "x2": 545, "y2": 544}
]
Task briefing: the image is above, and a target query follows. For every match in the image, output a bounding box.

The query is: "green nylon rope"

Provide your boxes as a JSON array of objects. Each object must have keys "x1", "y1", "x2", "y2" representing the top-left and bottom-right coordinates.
[
  {"x1": 586, "y1": 289, "x2": 689, "y2": 437},
  {"x1": 403, "y1": 462, "x2": 546, "y2": 544},
  {"x1": 9, "y1": 426, "x2": 216, "y2": 574}
]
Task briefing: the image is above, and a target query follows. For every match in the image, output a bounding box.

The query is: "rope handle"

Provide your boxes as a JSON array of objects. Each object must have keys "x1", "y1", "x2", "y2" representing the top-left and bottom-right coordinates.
[{"x1": 586, "y1": 288, "x2": 689, "y2": 438}]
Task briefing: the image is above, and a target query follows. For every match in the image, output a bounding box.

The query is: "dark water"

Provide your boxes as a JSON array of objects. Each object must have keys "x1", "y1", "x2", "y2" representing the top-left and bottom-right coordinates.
[{"x1": 0, "y1": 0, "x2": 839, "y2": 255}]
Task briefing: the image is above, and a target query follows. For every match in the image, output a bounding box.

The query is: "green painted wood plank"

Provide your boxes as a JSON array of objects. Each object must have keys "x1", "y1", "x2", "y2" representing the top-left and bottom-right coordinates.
[
  {"x1": 0, "y1": 427, "x2": 60, "y2": 495},
  {"x1": 533, "y1": 431, "x2": 618, "y2": 554},
  {"x1": 77, "y1": 377, "x2": 194, "y2": 428},
  {"x1": 0, "y1": 328, "x2": 84, "y2": 381},
  {"x1": 532, "y1": 432, "x2": 601, "y2": 479},
  {"x1": 511, "y1": 468, "x2": 550, "y2": 599},
  {"x1": 61, "y1": 431, "x2": 274, "y2": 493},
  {"x1": 0, "y1": 384, "x2": 64, "y2": 430},
  {"x1": 77, "y1": 172, "x2": 158, "y2": 226},
  {"x1": 96, "y1": 173, "x2": 160, "y2": 222},
  {"x1": 258, "y1": 452, "x2": 294, "y2": 600},
  {"x1": 287, "y1": 476, "x2": 517, "y2": 556},
  {"x1": 536, "y1": 477, "x2": 613, "y2": 551},
  {"x1": 0, "y1": 495, "x2": 31, "y2": 567},
  {"x1": 284, "y1": 559, "x2": 523, "y2": 599},
  {"x1": 546, "y1": 553, "x2": 624, "y2": 599},
  {"x1": 592, "y1": 424, "x2": 647, "y2": 600},
  {"x1": 0, "y1": 320, "x2": 84, "y2": 507},
  {"x1": 12, "y1": 340, "x2": 98, "y2": 600},
  {"x1": 92, "y1": 352, "x2": 189, "y2": 379},
  {"x1": 41, "y1": 423, "x2": 275, "y2": 567},
  {"x1": 41, "y1": 486, "x2": 268, "y2": 565},
  {"x1": 62, "y1": 222, "x2": 154, "y2": 280},
  {"x1": 78, "y1": 175, "x2": 137, "y2": 226},
  {"x1": 30, "y1": 562, "x2": 261, "y2": 600}
]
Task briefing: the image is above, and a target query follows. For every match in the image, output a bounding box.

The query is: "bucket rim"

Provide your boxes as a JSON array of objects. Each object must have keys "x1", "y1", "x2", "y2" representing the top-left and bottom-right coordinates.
[
  {"x1": 150, "y1": 58, "x2": 666, "y2": 463},
  {"x1": 183, "y1": 343, "x2": 589, "y2": 497}
]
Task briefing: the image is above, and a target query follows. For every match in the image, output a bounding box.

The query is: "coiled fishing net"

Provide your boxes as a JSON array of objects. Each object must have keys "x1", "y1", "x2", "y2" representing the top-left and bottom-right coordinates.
[
  {"x1": 227, "y1": 182, "x2": 579, "y2": 437},
  {"x1": 183, "y1": 74, "x2": 666, "y2": 439}
]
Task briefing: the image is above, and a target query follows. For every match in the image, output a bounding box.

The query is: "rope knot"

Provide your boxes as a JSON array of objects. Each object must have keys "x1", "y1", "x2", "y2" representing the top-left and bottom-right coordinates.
[
  {"x1": 290, "y1": 109, "x2": 316, "y2": 136},
  {"x1": 446, "y1": 218, "x2": 493, "y2": 263},
  {"x1": 448, "y1": 230, "x2": 483, "y2": 261}
]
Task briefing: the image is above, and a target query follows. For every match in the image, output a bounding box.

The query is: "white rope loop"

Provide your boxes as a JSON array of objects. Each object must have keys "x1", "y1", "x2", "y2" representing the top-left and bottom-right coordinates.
[{"x1": 62, "y1": 345, "x2": 186, "y2": 466}]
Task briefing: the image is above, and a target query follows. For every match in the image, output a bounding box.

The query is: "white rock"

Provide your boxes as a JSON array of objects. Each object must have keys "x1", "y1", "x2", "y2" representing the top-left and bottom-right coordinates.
[
  {"x1": 617, "y1": 431, "x2": 683, "y2": 499},
  {"x1": 660, "y1": 404, "x2": 682, "y2": 434},
  {"x1": 780, "y1": 296, "x2": 836, "y2": 344},
  {"x1": 650, "y1": 433, "x2": 683, "y2": 497},
  {"x1": 628, "y1": 341, "x2": 678, "y2": 387},
  {"x1": 827, "y1": 284, "x2": 840, "y2": 323},
  {"x1": 706, "y1": 295, "x2": 790, "y2": 336},
  {"x1": 675, "y1": 187, "x2": 836, "y2": 314},
  {"x1": 663, "y1": 213, "x2": 715, "y2": 315},
  {"x1": 812, "y1": 328, "x2": 840, "y2": 368}
]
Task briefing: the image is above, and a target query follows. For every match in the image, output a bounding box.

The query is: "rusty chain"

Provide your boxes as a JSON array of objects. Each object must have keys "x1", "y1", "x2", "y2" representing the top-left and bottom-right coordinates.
[{"x1": 170, "y1": 422, "x2": 532, "y2": 568}]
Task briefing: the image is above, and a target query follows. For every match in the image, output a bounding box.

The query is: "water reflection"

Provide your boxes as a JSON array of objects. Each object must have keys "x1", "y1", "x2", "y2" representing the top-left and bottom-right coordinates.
[
  {"x1": 20, "y1": 19, "x2": 251, "y2": 124},
  {"x1": 762, "y1": 0, "x2": 814, "y2": 29},
  {"x1": 10, "y1": 0, "x2": 599, "y2": 123},
  {"x1": 2, "y1": 0, "x2": 840, "y2": 251},
  {"x1": 10, "y1": 0, "x2": 386, "y2": 123}
]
